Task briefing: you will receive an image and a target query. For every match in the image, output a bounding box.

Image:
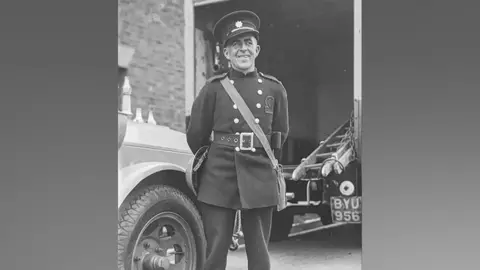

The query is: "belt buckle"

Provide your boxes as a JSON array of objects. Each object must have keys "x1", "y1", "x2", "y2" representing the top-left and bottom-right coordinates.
[{"x1": 239, "y1": 132, "x2": 254, "y2": 151}]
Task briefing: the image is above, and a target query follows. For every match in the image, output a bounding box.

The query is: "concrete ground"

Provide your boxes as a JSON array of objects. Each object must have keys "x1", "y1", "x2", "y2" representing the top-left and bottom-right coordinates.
[{"x1": 226, "y1": 215, "x2": 362, "y2": 270}]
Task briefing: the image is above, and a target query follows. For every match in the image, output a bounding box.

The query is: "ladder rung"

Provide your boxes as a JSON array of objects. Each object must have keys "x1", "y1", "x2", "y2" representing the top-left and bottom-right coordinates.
[
  {"x1": 316, "y1": 152, "x2": 334, "y2": 159},
  {"x1": 327, "y1": 142, "x2": 342, "y2": 148}
]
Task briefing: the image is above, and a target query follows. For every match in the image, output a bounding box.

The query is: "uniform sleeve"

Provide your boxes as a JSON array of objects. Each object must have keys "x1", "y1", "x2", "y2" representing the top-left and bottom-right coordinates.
[
  {"x1": 186, "y1": 84, "x2": 216, "y2": 154},
  {"x1": 272, "y1": 83, "x2": 290, "y2": 158}
]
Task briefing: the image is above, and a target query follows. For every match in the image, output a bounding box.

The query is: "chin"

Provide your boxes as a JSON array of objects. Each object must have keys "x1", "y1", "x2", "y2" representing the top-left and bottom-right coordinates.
[{"x1": 236, "y1": 63, "x2": 252, "y2": 70}]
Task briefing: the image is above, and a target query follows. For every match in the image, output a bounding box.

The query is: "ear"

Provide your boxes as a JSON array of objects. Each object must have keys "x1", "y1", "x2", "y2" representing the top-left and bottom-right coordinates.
[
  {"x1": 255, "y1": 44, "x2": 261, "y2": 56},
  {"x1": 223, "y1": 47, "x2": 231, "y2": 60}
]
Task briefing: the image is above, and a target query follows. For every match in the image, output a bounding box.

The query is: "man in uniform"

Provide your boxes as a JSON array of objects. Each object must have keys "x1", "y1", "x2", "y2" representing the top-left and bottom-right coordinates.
[{"x1": 186, "y1": 10, "x2": 290, "y2": 270}]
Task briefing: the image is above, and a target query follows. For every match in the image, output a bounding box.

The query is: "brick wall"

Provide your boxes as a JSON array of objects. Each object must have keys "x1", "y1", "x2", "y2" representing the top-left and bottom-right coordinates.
[{"x1": 118, "y1": 0, "x2": 186, "y2": 132}]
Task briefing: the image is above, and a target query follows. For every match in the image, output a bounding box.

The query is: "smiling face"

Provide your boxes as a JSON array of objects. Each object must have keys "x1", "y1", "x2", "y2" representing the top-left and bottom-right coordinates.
[{"x1": 223, "y1": 33, "x2": 261, "y2": 73}]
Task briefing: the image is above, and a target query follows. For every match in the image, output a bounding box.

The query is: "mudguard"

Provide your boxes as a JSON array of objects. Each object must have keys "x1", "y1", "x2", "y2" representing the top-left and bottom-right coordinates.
[
  {"x1": 118, "y1": 162, "x2": 186, "y2": 208},
  {"x1": 118, "y1": 113, "x2": 128, "y2": 150},
  {"x1": 185, "y1": 146, "x2": 209, "y2": 197}
]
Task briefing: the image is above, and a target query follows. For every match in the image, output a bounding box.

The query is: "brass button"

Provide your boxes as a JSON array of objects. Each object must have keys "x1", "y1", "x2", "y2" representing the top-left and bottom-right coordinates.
[
  {"x1": 230, "y1": 80, "x2": 235, "y2": 84},
  {"x1": 258, "y1": 78, "x2": 263, "y2": 83},
  {"x1": 233, "y1": 104, "x2": 238, "y2": 109},
  {"x1": 234, "y1": 118, "x2": 239, "y2": 123},
  {"x1": 235, "y1": 147, "x2": 240, "y2": 151},
  {"x1": 256, "y1": 103, "x2": 261, "y2": 108},
  {"x1": 257, "y1": 90, "x2": 263, "y2": 95},
  {"x1": 255, "y1": 118, "x2": 260, "y2": 123}
]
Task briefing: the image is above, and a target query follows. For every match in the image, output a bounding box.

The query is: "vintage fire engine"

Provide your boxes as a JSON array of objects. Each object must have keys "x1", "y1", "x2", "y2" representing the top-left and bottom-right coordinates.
[
  {"x1": 118, "y1": 81, "x2": 207, "y2": 269},
  {"x1": 118, "y1": 0, "x2": 361, "y2": 268}
]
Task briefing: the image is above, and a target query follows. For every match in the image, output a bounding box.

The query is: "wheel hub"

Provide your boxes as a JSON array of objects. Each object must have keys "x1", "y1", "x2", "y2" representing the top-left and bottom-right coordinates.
[
  {"x1": 132, "y1": 213, "x2": 193, "y2": 270},
  {"x1": 142, "y1": 253, "x2": 171, "y2": 270}
]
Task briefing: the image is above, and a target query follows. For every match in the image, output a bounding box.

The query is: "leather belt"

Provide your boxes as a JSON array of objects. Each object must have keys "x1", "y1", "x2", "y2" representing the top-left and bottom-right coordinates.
[{"x1": 212, "y1": 131, "x2": 281, "y2": 150}]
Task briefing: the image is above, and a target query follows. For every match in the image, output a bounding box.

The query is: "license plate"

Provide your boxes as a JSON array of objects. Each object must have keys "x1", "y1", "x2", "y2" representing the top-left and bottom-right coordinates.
[{"x1": 330, "y1": 196, "x2": 362, "y2": 223}]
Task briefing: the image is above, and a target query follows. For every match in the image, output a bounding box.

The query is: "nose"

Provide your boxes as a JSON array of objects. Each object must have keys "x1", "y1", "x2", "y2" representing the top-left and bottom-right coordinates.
[{"x1": 239, "y1": 42, "x2": 248, "y2": 50}]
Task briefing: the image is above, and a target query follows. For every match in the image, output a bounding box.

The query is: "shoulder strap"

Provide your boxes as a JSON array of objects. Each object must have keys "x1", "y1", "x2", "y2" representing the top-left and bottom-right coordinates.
[
  {"x1": 206, "y1": 72, "x2": 228, "y2": 84},
  {"x1": 219, "y1": 77, "x2": 279, "y2": 169},
  {"x1": 259, "y1": 72, "x2": 283, "y2": 85}
]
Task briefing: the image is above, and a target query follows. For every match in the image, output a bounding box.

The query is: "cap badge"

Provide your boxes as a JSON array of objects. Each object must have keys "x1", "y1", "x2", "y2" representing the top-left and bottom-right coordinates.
[{"x1": 235, "y1": 21, "x2": 243, "y2": 28}]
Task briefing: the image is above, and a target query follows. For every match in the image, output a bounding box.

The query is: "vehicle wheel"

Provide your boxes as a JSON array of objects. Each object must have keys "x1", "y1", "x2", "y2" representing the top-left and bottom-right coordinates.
[
  {"x1": 118, "y1": 185, "x2": 206, "y2": 270},
  {"x1": 317, "y1": 204, "x2": 333, "y2": 225},
  {"x1": 269, "y1": 210, "x2": 294, "y2": 242}
]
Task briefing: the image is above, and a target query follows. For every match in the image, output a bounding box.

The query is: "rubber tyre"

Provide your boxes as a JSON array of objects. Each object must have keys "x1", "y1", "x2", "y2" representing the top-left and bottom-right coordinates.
[
  {"x1": 269, "y1": 209, "x2": 294, "y2": 242},
  {"x1": 317, "y1": 204, "x2": 333, "y2": 225},
  {"x1": 118, "y1": 185, "x2": 206, "y2": 270}
]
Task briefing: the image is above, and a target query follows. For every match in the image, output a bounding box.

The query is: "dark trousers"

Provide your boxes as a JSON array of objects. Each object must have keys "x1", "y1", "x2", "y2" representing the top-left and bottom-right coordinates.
[{"x1": 199, "y1": 201, "x2": 274, "y2": 270}]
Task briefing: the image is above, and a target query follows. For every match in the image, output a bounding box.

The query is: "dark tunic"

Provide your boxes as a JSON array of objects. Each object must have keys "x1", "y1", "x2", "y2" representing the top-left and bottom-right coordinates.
[{"x1": 186, "y1": 68, "x2": 289, "y2": 210}]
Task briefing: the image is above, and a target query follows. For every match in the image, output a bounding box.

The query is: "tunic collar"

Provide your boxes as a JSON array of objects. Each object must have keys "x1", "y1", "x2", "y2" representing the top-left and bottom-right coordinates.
[{"x1": 228, "y1": 68, "x2": 259, "y2": 79}]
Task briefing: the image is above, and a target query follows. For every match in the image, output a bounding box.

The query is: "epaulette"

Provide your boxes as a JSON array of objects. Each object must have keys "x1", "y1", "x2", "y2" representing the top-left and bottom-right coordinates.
[
  {"x1": 206, "y1": 72, "x2": 228, "y2": 84},
  {"x1": 259, "y1": 72, "x2": 283, "y2": 85}
]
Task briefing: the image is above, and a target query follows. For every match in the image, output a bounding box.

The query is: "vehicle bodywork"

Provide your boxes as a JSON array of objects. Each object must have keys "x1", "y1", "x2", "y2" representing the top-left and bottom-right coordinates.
[{"x1": 118, "y1": 113, "x2": 195, "y2": 209}]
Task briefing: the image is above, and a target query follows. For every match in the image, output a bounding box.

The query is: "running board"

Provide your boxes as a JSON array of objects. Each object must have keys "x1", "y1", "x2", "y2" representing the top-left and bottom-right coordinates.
[
  {"x1": 232, "y1": 222, "x2": 349, "y2": 250},
  {"x1": 288, "y1": 222, "x2": 347, "y2": 238}
]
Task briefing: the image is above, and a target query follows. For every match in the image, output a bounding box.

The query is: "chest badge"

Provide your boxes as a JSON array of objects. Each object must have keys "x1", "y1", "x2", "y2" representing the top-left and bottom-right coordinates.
[{"x1": 264, "y1": 96, "x2": 275, "y2": 114}]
